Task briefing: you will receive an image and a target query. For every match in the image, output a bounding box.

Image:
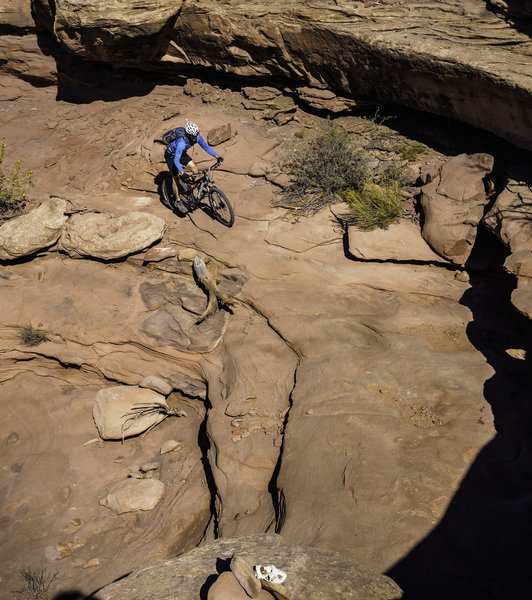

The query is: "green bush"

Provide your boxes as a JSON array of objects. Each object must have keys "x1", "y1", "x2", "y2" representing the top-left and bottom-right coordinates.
[
  {"x1": 340, "y1": 178, "x2": 403, "y2": 231},
  {"x1": 396, "y1": 142, "x2": 426, "y2": 162},
  {"x1": 19, "y1": 325, "x2": 49, "y2": 347},
  {"x1": 273, "y1": 121, "x2": 369, "y2": 216},
  {"x1": 0, "y1": 137, "x2": 33, "y2": 216}
]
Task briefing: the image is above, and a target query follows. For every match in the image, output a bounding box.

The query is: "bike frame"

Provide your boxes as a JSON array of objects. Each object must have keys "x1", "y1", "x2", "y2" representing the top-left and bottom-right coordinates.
[{"x1": 181, "y1": 162, "x2": 219, "y2": 208}]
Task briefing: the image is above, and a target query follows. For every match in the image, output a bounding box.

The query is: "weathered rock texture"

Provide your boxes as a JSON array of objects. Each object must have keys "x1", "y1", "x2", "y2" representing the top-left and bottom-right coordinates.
[
  {"x1": 99, "y1": 478, "x2": 166, "y2": 514},
  {"x1": 347, "y1": 219, "x2": 446, "y2": 263},
  {"x1": 2, "y1": 0, "x2": 532, "y2": 149},
  {"x1": 96, "y1": 534, "x2": 403, "y2": 600},
  {"x1": 93, "y1": 385, "x2": 169, "y2": 440},
  {"x1": 59, "y1": 211, "x2": 167, "y2": 259},
  {"x1": 0, "y1": 197, "x2": 67, "y2": 260},
  {"x1": 1, "y1": 80, "x2": 530, "y2": 600},
  {"x1": 484, "y1": 180, "x2": 532, "y2": 317},
  {"x1": 420, "y1": 153, "x2": 494, "y2": 265}
]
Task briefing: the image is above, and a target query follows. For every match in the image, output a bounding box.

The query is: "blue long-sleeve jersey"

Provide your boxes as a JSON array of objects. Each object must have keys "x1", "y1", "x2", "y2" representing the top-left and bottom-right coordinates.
[{"x1": 167, "y1": 134, "x2": 217, "y2": 173}]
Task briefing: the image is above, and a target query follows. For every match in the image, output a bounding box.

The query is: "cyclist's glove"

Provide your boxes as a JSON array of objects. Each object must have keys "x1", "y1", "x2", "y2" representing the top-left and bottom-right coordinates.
[{"x1": 216, "y1": 156, "x2": 224, "y2": 164}]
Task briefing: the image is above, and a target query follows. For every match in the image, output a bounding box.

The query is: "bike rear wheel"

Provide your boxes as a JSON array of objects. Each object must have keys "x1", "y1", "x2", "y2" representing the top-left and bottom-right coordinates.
[
  {"x1": 162, "y1": 175, "x2": 190, "y2": 215},
  {"x1": 209, "y1": 187, "x2": 234, "y2": 227},
  {"x1": 161, "y1": 175, "x2": 175, "y2": 209}
]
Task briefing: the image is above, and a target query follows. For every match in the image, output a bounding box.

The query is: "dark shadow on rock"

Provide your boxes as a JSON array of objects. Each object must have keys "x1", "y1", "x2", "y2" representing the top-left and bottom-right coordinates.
[
  {"x1": 54, "y1": 592, "x2": 101, "y2": 600},
  {"x1": 485, "y1": 0, "x2": 532, "y2": 38},
  {"x1": 387, "y1": 231, "x2": 532, "y2": 599},
  {"x1": 198, "y1": 557, "x2": 231, "y2": 600},
  {"x1": 33, "y1": 30, "x2": 157, "y2": 103}
]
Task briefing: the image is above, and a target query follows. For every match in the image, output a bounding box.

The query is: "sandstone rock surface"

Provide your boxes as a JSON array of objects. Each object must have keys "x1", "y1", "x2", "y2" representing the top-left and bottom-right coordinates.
[
  {"x1": 420, "y1": 153, "x2": 494, "y2": 264},
  {"x1": 2, "y1": 1, "x2": 532, "y2": 149},
  {"x1": 347, "y1": 219, "x2": 446, "y2": 263},
  {"x1": 49, "y1": 0, "x2": 185, "y2": 63},
  {"x1": 93, "y1": 386, "x2": 168, "y2": 440},
  {"x1": 59, "y1": 211, "x2": 167, "y2": 259},
  {"x1": 1, "y1": 79, "x2": 529, "y2": 600},
  {"x1": 0, "y1": 197, "x2": 67, "y2": 260},
  {"x1": 100, "y1": 478, "x2": 166, "y2": 514},
  {"x1": 484, "y1": 180, "x2": 532, "y2": 316},
  {"x1": 97, "y1": 534, "x2": 403, "y2": 600},
  {"x1": 207, "y1": 571, "x2": 274, "y2": 600}
]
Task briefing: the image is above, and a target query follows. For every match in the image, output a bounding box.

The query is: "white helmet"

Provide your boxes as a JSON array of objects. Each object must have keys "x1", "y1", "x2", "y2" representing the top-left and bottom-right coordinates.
[{"x1": 185, "y1": 121, "x2": 200, "y2": 137}]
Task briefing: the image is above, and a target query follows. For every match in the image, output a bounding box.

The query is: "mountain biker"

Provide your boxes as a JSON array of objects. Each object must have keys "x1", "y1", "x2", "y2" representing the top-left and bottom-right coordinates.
[{"x1": 164, "y1": 121, "x2": 223, "y2": 213}]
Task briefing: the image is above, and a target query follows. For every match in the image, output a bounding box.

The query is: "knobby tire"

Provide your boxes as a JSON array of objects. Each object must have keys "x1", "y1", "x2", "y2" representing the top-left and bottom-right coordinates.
[{"x1": 209, "y1": 187, "x2": 234, "y2": 227}]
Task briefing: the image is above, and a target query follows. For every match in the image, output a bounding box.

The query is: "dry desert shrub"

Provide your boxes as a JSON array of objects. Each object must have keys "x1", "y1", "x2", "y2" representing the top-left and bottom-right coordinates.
[
  {"x1": 15, "y1": 565, "x2": 57, "y2": 599},
  {"x1": 273, "y1": 121, "x2": 369, "y2": 216},
  {"x1": 19, "y1": 325, "x2": 49, "y2": 347}
]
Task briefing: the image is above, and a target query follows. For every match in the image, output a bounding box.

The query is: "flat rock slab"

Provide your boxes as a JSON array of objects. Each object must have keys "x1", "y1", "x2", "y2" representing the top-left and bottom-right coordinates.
[
  {"x1": 347, "y1": 219, "x2": 446, "y2": 263},
  {"x1": 96, "y1": 534, "x2": 403, "y2": 600},
  {"x1": 99, "y1": 478, "x2": 166, "y2": 514},
  {"x1": 0, "y1": 197, "x2": 67, "y2": 260},
  {"x1": 59, "y1": 211, "x2": 166, "y2": 259},
  {"x1": 93, "y1": 385, "x2": 168, "y2": 440}
]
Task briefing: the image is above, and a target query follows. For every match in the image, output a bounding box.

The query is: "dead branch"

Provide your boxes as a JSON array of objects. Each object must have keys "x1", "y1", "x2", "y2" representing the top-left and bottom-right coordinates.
[{"x1": 192, "y1": 256, "x2": 234, "y2": 323}]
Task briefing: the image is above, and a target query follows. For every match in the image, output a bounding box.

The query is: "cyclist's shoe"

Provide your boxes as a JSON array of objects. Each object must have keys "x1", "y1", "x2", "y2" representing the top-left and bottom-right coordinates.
[{"x1": 175, "y1": 199, "x2": 188, "y2": 214}]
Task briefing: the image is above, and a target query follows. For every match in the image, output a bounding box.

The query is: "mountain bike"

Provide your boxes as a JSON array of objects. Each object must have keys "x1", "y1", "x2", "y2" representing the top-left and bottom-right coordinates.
[{"x1": 162, "y1": 159, "x2": 234, "y2": 227}]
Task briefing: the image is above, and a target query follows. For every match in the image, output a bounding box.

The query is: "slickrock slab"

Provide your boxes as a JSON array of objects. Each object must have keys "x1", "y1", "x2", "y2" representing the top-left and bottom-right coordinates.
[
  {"x1": 96, "y1": 534, "x2": 403, "y2": 600},
  {"x1": 0, "y1": 197, "x2": 67, "y2": 260},
  {"x1": 347, "y1": 219, "x2": 447, "y2": 263},
  {"x1": 59, "y1": 211, "x2": 166, "y2": 259}
]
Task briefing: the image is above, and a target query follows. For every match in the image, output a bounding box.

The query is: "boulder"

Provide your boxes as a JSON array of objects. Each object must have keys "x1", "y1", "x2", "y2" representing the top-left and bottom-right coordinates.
[
  {"x1": 296, "y1": 86, "x2": 358, "y2": 113},
  {"x1": 504, "y1": 249, "x2": 532, "y2": 278},
  {"x1": 420, "y1": 153, "x2": 494, "y2": 265},
  {"x1": 99, "y1": 478, "x2": 165, "y2": 514},
  {"x1": 0, "y1": 197, "x2": 67, "y2": 260},
  {"x1": 142, "y1": 246, "x2": 178, "y2": 263},
  {"x1": 0, "y1": 0, "x2": 35, "y2": 30},
  {"x1": 96, "y1": 534, "x2": 403, "y2": 600},
  {"x1": 483, "y1": 181, "x2": 532, "y2": 252},
  {"x1": 42, "y1": 0, "x2": 185, "y2": 63},
  {"x1": 93, "y1": 386, "x2": 168, "y2": 440},
  {"x1": 59, "y1": 211, "x2": 166, "y2": 260},
  {"x1": 485, "y1": 182, "x2": 532, "y2": 320},
  {"x1": 208, "y1": 572, "x2": 274, "y2": 600},
  {"x1": 0, "y1": 34, "x2": 59, "y2": 85},
  {"x1": 138, "y1": 375, "x2": 173, "y2": 396},
  {"x1": 207, "y1": 123, "x2": 232, "y2": 146},
  {"x1": 511, "y1": 279, "x2": 532, "y2": 319},
  {"x1": 347, "y1": 219, "x2": 447, "y2": 263}
]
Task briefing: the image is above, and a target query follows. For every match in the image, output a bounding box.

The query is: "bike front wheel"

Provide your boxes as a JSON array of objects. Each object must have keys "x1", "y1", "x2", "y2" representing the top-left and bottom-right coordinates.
[{"x1": 209, "y1": 187, "x2": 234, "y2": 227}]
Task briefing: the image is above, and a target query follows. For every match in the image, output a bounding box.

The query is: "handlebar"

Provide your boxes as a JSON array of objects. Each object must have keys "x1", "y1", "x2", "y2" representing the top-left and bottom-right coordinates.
[{"x1": 185, "y1": 159, "x2": 222, "y2": 181}]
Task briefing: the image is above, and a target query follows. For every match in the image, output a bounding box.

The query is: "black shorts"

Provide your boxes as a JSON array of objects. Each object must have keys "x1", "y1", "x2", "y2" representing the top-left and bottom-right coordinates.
[{"x1": 165, "y1": 151, "x2": 192, "y2": 176}]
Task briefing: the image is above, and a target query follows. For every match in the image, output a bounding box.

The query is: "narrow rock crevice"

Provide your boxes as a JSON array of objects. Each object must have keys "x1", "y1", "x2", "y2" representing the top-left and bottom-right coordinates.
[
  {"x1": 268, "y1": 362, "x2": 298, "y2": 534},
  {"x1": 197, "y1": 396, "x2": 220, "y2": 539}
]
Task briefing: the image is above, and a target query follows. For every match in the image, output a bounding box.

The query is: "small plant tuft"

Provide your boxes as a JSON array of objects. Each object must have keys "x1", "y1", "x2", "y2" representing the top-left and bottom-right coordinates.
[
  {"x1": 15, "y1": 565, "x2": 57, "y2": 599},
  {"x1": 19, "y1": 325, "x2": 49, "y2": 347},
  {"x1": 340, "y1": 178, "x2": 403, "y2": 231},
  {"x1": 396, "y1": 142, "x2": 426, "y2": 162},
  {"x1": 0, "y1": 138, "x2": 33, "y2": 217}
]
